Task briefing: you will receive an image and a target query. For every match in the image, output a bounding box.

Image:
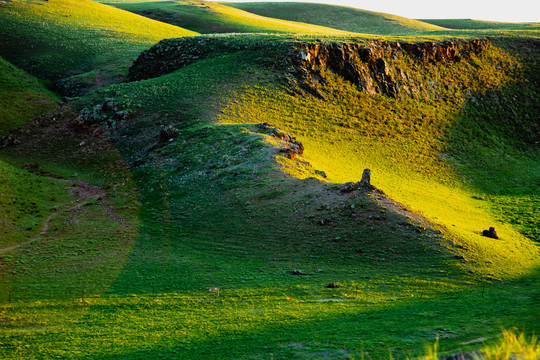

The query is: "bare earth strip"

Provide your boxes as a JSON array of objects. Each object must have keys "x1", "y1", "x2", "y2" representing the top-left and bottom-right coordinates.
[{"x1": 0, "y1": 178, "x2": 106, "y2": 254}]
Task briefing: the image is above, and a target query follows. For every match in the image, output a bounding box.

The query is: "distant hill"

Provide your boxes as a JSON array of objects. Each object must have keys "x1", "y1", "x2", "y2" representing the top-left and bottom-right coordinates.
[
  {"x1": 107, "y1": 0, "x2": 356, "y2": 35},
  {"x1": 224, "y1": 2, "x2": 447, "y2": 35},
  {"x1": 0, "y1": 0, "x2": 197, "y2": 94},
  {"x1": 419, "y1": 19, "x2": 540, "y2": 30}
]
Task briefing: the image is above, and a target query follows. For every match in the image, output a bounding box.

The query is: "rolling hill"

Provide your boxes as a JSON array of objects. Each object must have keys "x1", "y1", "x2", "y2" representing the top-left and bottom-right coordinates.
[
  {"x1": 0, "y1": 0, "x2": 197, "y2": 95},
  {"x1": 224, "y1": 1, "x2": 447, "y2": 35},
  {"x1": 106, "y1": 0, "x2": 357, "y2": 35}
]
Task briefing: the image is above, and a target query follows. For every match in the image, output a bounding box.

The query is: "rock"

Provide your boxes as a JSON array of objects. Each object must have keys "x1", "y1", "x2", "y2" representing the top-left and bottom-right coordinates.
[
  {"x1": 326, "y1": 283, "x2": 339, "y2": 288},
  {"x1": 294, "y1": 38, "x2": 491, "y2": 100},
  {"x1": 259, "y1": 122, "x2": 275, "y2": 130},
  {"x1": 272, "y1": 128, "x2": 292, "y2": 141},
  {"x1": 291, "y1": 270, "x2": 310, "y2": 276},
  {"x1": 340, "y1": 182, "x2": 359, "y2": 192},
  {"x1": 315, "y1": 170, "x2": 327, "y2": 178},
  {"x1": 482, "y1": 227, "x2": 498, "y2": 239},
  {"x1": 159, "y1": 125, "x2": 179, "y2": 143},
  {"x1": 280, "y1": 140, "x2": 304, "y2": 160},
  {"x1": 359, "y1": 168, "x2": 372, "y2": 188}
]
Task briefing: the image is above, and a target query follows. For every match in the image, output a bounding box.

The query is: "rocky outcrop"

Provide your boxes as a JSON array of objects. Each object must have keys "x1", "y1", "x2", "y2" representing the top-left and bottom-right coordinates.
[
  {"x1": 128, "y1": 36, "x2": 491, "y2": 101},
  {"x1": 76, "y1": 98, "x2": 129, "y2": 131},
  {"x1": 340, "y1": 169, "x2": 374, "y2": 192},
  {"x1": 128, "y1": 36, "x2": 280, "y2": 82},
  {"x1": 258, "y1": 122, "x2": 305, "y2": 160},
  {"x1": 293, "y1": 39, "x2": 490, "y2": 99}
]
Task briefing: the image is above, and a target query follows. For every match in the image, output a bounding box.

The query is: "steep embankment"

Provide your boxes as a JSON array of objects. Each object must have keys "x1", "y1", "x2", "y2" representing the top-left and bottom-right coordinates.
[
  {"x1": 0, "y1": 0, "x2": 197, "y2": 95},
  {"x1": 108, "y1": 0, "x2": 356, "y2": 35},
  {"x1": 226, "y1": 2, "x2": 447, "y2": 35}
]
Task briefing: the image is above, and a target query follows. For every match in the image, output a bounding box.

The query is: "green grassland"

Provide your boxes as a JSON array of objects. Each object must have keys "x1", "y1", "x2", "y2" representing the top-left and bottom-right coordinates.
[
  {"x1": 107, "y1": 0, "x2": 356, "y2": 35},
  {"x1": 225, "y1": 2, "x2": 447, "y2": 35},
  {"x1": 0, "y1": 2, "x2": 539, "y2": 359},
  {"x1": 0, "y1": 0, "x2": 197, "y2": 94}
]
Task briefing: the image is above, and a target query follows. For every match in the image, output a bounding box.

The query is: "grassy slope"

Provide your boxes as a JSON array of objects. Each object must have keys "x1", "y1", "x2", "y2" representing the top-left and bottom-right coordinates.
[
  {"x1": 0, "y1": 57, "x2": 58, "y2": 136},
  {"x1": 420, "y1": 19, "x2": 540, "y2": 30},
  {"x1": 218, "y1": 39, "x2": 540, "y2": 278},
  {"x1": 0, "y1": 58, "x2": 63, "y2": 249},
  {"x1": 107, "y1": 0, "x2": 356, "y2": 35},
  {"x1": 0, "y1": 0, "x2": 197, "y2": 93},
  {"x1": 0, "y1": 33, "x2": 538, "y2": 359},
  {"x1": 225, "y1": 1, "x2": 446, "y2": 35}
]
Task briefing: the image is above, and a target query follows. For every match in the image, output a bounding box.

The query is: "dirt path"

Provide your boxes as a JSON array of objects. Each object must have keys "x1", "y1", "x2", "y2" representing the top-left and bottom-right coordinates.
[{"x1": 0, "y1": 178, "x2": 106, "y2": 254}]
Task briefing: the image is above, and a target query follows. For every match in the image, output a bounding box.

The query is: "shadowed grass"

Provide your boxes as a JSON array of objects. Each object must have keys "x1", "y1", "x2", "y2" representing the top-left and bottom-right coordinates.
[{"x1": 0, "y1": 57, "x2": 58, "y2": 136}]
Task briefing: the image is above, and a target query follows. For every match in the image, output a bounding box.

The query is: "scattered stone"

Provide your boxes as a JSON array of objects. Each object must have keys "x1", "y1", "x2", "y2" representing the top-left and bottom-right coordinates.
[
  {"x1": 340, "y1": 182, "x2": 359, "y2": 192},
  {"x1": 315, "y1": 170, "x2": 327, "y2": 178},
  {"x1": 159, "y1": 125, "x2": 179, "y2": 143},
  {"x1": 326, "y1": 283, "x2": 339, "y2": 288},
  {"x1": 259, "y1": 122, "x2": 275, "y2": 130},
  {"x1": 482, "y1": 227, "x2": 498, "y2": 239},
  {"x1": 272, "y1": 128, "x2": 292, "y2": 141},
  {"x1": 291, "y1": 270, "x2": 310, "y2": 276},
  {"x1": 279, "y1": 140, "x2": 304, "y2": 160}
]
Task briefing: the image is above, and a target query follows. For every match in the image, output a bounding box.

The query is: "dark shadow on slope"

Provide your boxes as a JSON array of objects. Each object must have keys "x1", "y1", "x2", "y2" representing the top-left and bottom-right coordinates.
[{"x1": 104, "y1": 123, "x2": 467, "y2": 296}]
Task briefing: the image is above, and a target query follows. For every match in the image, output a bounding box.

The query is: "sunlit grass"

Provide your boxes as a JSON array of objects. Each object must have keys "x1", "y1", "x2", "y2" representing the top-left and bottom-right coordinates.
[
  {"x1": 226, "y1": 1, "x2": 446, "y2": 35},
  {"x1": 217, "y1": 43, "x2": 540, "y2": 279},
  {"x1": 110, "y1": 0, "x2": 357, "y2": 35},
  {"x1": 482, "y1": 329, "x2": 540, "y2": 360},
  {"x1": 0, "y1": 0, "x2": 197, "y2": 86}
]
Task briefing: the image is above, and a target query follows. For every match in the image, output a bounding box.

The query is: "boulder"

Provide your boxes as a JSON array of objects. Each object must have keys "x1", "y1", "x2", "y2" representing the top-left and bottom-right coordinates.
[
  {"x1": 482, "y1": 227, "x2": 498, "y2": 239},
  {"x1": 340, "y1": 182, "x2": 359, "y2": 193},
  {"x1": 359, "y1": 168, "x2": 372, "y2": 188}
]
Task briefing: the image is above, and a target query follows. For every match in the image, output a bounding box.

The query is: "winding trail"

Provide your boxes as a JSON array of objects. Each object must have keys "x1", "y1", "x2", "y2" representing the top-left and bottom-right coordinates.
[{"x1": 0, "y1": 177, "x2": 106, "y2": 254}]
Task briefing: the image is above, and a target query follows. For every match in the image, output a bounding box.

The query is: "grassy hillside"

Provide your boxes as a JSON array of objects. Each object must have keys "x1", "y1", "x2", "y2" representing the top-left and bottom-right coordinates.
[
  {"x1": 420, "y1": 19, "x2": 540, "y2": 30},
  {"x1": 0, "y1": 1, "x2": 538, "y2": 358},
  {"x1": 0, "y1": 0, "x2": 197, "y2": 94},
  {"x1": 225, "y1": 2, "x2": 447, "y2": 35},
  {"x1": 0, "y1": 57, "x2": 58, "y2": 136},
  {"x1": 107, "y1": 0, "x2": 356, "y2": 35},
  {"x1": 1, "y1": 32, "x2": 538, "y2": 359}
]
